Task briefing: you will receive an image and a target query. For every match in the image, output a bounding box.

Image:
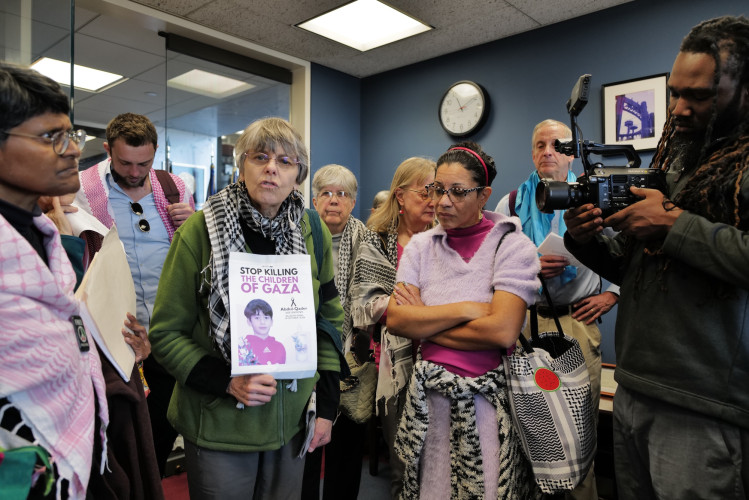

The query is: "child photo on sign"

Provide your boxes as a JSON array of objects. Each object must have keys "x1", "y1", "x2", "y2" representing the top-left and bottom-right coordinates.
[{"x1": 238, "y1": 299, "x2": 286, "y2": 366}]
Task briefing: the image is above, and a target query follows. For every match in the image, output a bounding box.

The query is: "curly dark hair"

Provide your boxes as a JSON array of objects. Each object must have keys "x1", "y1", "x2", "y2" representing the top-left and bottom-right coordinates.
[
  {"x1": 106, "y1": 112, "x2": 158, "y2": 149},
  {"x1": 436, "y1": 140, "x2": 497, "y2": 186}
]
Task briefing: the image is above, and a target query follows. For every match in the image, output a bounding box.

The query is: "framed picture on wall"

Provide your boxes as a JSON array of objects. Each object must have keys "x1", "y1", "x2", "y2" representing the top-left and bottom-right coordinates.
[{"x1": 602, "y1": 73, "x2": 669, "y2": 151}]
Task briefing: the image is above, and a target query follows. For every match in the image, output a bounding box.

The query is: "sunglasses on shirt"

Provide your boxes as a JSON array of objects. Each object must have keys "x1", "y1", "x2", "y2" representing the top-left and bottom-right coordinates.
[{"x1": 130, "y1": 202, "x2": 150, "y2": 232}]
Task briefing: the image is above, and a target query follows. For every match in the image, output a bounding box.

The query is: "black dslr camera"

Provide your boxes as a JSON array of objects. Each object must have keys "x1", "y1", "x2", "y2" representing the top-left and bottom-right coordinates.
[{"x1": 535, "y1": 74, "x2": 665, "y2": 217}]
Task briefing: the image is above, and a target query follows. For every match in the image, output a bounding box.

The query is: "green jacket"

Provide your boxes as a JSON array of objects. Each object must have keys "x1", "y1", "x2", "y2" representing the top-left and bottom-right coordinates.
[{"x1": 149, "y1": 210, "x2": 343, "y2": 451}]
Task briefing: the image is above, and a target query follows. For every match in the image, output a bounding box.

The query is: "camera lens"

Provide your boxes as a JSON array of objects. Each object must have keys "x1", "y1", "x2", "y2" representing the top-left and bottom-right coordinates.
[{"x1": 535, "y1": 179, "x2": 584, "y2": 213}]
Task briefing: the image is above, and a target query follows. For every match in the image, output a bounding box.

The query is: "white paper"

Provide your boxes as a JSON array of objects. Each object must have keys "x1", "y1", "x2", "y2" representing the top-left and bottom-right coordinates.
[
  {"x1": 601, "y1": 365, "x2": 618, "y2": 396},
  {"x1": 67, "y1": 201, "x2": 109, "y2": 237},
  {"x1": 536, "y1": 232, "x2": 582, "y2": 267},
  {"x1": 75, "y1": 225, "x2": 136, "y2": 381},
  {"x1": 229, "y1": 252, "x2": 317, "y2": 380},
  {"x1": 297, "y1": 390, "x2": 316, "y2": 458}
]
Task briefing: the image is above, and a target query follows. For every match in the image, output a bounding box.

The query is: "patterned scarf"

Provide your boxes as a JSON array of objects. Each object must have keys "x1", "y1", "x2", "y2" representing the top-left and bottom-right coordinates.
[
  {"x1": 395, "y1": 360, "x2": 537, "y2": 500},
  {"x1": 202, "y1": 182, "x2": 306, "y2": 363},
  {"x1": 351, "y1": 220, "x2": 413, "y2": 409},
  {"x1": 77, "y1": 159, "x2": 191, "y2": 242},
  {"x1": 0, "y1": 212, "x2": 109, "y2": 499},
  {"x1": 335, "y1": 215, "x2": 369, "y2": 351}
]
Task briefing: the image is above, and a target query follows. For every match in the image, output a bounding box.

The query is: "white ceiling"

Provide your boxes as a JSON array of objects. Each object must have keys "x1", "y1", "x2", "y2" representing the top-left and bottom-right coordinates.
[
  {"x1": 1, "y1": 0, "x2": 634, "y2": 144},
  {"x1": 1, "y1": 0, "x2": 288, "y2": 141},
  {"x1": 130, "y1": 0, "x2": 634, "y2": 78}
]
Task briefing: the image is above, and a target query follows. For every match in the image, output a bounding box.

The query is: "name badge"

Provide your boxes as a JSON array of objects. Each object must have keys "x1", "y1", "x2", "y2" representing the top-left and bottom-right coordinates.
[{"x1": 70, "y1": 315, "x2": 90, "y2": 352}]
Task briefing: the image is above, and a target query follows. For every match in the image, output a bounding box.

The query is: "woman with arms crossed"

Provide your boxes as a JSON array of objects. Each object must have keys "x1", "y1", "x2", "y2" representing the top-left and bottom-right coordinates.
[{"x1": 387, "y1": 142, "x2": 541, "y2": 499}]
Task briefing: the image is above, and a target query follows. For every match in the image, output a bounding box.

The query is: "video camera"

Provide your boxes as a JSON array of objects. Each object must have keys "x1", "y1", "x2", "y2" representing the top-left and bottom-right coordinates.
[{"x1": 535, "y1": 74, "x2": 665, "y2": 217}]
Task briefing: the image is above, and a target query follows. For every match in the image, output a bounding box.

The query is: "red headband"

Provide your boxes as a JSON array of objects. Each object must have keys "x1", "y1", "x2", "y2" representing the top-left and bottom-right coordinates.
[{"x1": 449, "y1": 147, "x2": 489, "y2": 185}]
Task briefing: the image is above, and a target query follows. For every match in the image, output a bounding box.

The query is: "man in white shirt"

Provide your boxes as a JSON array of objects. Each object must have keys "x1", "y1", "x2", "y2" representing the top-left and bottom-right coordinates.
[{"x1": 496, "y1": 118, "x2": 618, "y2": 500}]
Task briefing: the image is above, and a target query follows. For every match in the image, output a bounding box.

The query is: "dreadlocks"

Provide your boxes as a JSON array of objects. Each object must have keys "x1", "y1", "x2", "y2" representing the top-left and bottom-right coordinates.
[
  {"x1": 652, "y1": 15, "x2": 749, "y2": 229},
  {"x1": 630, "y1": 16, "x2": 749, "y2": 297}
]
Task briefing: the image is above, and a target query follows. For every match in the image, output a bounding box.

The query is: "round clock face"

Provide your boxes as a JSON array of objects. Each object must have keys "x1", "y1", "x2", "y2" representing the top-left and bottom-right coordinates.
[{"x1": 439, "y1": 81, "x2": 488, "y2": 137}]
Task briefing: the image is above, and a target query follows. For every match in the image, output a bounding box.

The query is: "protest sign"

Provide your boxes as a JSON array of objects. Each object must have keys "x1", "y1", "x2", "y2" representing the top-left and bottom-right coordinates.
[{"x1": 228, "y1": 252, "x2": 317, "y2": 380}]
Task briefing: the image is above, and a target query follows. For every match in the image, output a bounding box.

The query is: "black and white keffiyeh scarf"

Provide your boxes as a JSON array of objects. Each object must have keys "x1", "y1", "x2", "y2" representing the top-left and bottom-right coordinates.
[
  {"x1": 395, "y1": 360, "x2": 538, "y2": 500},
  {"x1": 350, "y1": 220, "x2": 414, "y2": 407},
  {"x1": 202, "y1": 181, "x2": 307, "y2": 362},
  {"x1": 335, "y1": 215, "x2": 370, "y2": 351}
]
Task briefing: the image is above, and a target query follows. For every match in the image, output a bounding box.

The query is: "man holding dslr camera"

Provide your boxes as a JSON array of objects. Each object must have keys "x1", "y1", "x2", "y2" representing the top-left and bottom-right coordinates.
[{"x1": 564, "y1": 15, "x2": 749, "y2": 498}]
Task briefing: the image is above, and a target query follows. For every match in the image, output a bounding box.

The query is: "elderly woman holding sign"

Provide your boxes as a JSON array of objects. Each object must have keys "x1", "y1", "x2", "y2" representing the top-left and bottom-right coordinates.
[{"x1": 149, "y1": 117, "x2": 343, "y2": 499}]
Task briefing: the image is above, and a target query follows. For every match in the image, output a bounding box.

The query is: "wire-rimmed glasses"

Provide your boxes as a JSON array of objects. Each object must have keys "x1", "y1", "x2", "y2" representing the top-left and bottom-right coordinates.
[
  {"x1": 318, "y1": 190, "x2": 351, "y2": 200},
  {"x1": 405, "y1": 188, "x2": 430, "y2": 201},
  {"x1": 2, "y1": 129, "x2": 86, "y2": 156},
  {"x1": 243, "y1": 152, "x2": 299, "y2": 170}
]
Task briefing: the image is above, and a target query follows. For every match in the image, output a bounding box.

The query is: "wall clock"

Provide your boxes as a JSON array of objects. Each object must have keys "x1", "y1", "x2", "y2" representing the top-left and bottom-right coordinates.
[{"x1": 438, "y1": 80, "x2": 489, "y2": 137}]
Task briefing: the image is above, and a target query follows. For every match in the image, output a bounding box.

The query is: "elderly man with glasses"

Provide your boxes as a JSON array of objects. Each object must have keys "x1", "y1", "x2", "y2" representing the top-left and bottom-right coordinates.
[{"x1": 73, "y1": 112, "x2": 195, "y2": 477}]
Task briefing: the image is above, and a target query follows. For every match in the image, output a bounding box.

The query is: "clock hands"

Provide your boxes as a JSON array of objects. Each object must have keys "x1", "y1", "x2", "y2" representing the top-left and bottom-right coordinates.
[
  {"x1": 459, "y1": 96, "x2": 478, "y2": 111},
  {"x1": 452, "y1": 94, "x2": 464, "y2": 111}
]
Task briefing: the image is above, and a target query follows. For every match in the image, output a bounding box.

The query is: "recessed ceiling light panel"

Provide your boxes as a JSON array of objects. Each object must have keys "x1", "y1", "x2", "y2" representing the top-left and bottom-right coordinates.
[
  {"x1": 297, "y1": 0, "x2": 432, "y2": 52},
  {"x1": 30, "y1": 57, "x2": 126, "y2": 93},
  {"x1": 168, "y1": 69, "x2": 254, "y2": 99}
]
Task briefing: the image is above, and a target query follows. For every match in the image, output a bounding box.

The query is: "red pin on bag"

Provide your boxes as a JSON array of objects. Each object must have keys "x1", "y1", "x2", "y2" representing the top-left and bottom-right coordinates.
[{"x1": 534, "y1": 367, "x2": 561, "y2": 391}]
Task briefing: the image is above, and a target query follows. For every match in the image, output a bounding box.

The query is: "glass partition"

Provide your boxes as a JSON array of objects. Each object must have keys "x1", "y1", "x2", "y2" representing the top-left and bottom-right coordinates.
[
  {"x1": 1, "y1": 1, "x2": 291, "y2": 207},
  {"x1": 0, "y1": 0, "x2": 72, "y2": 98},
  {"x1": 164, "y1": 50, "x2": 290, "y2": 208}
]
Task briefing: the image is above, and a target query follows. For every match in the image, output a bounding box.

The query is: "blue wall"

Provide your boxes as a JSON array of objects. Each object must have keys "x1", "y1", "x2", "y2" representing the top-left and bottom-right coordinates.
[
  {"x1": 310, "y1": 0, "x2": 747, "y2": 362},
  {"x1": 310, "y1": 64, "x2": 362, "y2": 216}
]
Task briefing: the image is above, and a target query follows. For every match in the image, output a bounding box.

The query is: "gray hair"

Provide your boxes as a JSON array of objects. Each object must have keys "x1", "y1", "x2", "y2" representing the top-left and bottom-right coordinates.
[
  {"x1": 531, "y1": 119, "x2": 572, "y2": 150},
  {"x1": 312, "y1": 164, "x2": 358, "y2": 202},
  {"x1": 234, "y1": 117, "x2": 309, "y2": 184}
]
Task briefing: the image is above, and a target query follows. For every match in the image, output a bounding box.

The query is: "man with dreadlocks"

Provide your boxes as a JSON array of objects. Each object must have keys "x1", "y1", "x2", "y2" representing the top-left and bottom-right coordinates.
[{"x1": 564, "y1": 15, "x2": 749, "y2": 499}]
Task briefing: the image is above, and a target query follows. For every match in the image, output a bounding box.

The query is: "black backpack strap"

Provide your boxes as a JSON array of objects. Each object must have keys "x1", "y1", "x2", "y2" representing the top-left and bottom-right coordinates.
[
  {"x1": 305, "y1": 209, "x2": 324, "y2": 271},
  {"x1": 508, "y1": 189, "x2": 518, "y2": 217}
]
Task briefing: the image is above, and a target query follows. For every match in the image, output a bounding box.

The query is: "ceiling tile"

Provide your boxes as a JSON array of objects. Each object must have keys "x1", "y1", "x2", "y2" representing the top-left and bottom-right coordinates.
[
  {"x1": 178, "y1": 0, "x2": 632, "y2": 77},
  {"x1": 76, "y1": 91, "x2": 163, "y2": 118},
  {"x1": 131, "y1": 0, "x2": 215, "y2": 16},
  {"x1": 73, "y1": 33, "x2": 164, "y2": 78},
  {"x1": 507, "y1": 0, "x2": 631, "y2": 25},
  {"x1": 78, "y1": 14, "x2": 166, "y2": 56}
]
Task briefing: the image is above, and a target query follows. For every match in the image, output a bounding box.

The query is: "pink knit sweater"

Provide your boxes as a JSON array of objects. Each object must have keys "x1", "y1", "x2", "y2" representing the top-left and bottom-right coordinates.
[{"x1": 396, "y1": 211, "x2": 540, "y2": 377}]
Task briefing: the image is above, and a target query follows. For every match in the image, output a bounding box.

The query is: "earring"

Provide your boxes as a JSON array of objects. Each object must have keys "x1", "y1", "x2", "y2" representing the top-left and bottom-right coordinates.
[{"x1": 399, "y1": 207, "x2": 404, "y2": 215}]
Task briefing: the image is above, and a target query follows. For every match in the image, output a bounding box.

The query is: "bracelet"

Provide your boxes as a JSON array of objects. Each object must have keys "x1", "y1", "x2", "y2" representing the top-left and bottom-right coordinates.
[{"x1": 662, "y1": 198, "x2": 678, "y2": 212}]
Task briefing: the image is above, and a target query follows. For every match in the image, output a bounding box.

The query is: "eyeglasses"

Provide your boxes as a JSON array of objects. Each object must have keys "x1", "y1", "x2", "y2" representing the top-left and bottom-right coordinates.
[
  {"x1": 130, "y1": 202, "x2": 150, "y2": 232},
  {"x1": 2, "y1": 129, "x2": 86, "y2": 156},
  {"x1": 243, "y1": 152, "x2": 299, "y2": 169},
  {"x1": 405, "y1": 188, "x2": 430, "y2": 201},
  {"x1": 426, "y1": 183, "x2": 485, "y2": 202},
  {"x1": 318, "y1": 190, "x2": 350, "y2": 200}
]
